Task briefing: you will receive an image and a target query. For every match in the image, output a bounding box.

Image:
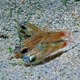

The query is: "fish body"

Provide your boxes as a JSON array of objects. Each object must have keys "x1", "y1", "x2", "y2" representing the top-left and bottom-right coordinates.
[{"x1": 13, "y1": 22, "x2": 70, "y2": 66}]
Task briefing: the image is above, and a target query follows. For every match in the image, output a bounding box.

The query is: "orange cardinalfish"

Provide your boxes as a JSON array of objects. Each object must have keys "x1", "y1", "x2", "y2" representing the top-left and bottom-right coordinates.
[{"x1": 13, "y1": 21, "x2": 71, "y2": 66}]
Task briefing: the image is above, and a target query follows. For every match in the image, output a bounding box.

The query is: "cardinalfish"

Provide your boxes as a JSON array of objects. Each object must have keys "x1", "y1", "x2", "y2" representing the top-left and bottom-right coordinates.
[{"x1": 11, "y1": 20, "x2": 72, "y2": 66}]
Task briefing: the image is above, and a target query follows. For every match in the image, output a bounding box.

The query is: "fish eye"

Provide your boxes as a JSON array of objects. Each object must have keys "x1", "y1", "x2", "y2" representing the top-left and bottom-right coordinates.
[
  {"x1": 25, "y1": 34, "x2": 31, "y2": 38},
  {"x1": 21, "y1": 48, "x2": 29, "y2": 54},
  {"x1": 20, "y1": 24, "x2": 26, "y2": 29}
]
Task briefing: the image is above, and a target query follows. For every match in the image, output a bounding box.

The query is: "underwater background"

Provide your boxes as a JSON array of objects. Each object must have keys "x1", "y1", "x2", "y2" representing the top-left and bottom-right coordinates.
[{"x1": 0, "y1": 0, "x2": 80, "y2": 80}]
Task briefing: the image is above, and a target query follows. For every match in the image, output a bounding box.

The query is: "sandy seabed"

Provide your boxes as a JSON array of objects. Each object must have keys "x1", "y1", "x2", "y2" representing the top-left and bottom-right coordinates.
[{"x1": 0, "y1": 0, "x2": 80, "y2": 80}]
